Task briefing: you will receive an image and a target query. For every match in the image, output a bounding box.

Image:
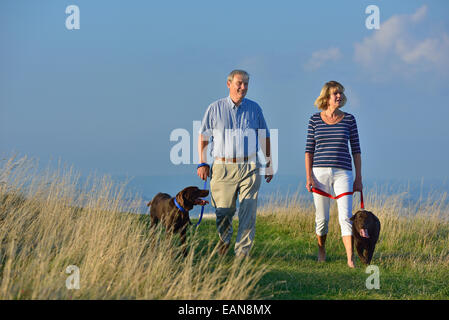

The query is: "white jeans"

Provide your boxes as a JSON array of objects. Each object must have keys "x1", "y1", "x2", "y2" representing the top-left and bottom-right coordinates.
[{"x1": 312, "y1": 167, "x2": 353, "y2": 237}]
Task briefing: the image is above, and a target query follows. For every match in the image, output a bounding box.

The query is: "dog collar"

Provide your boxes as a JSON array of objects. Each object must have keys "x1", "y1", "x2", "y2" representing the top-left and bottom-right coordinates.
[{"x1": 173, "y1": 198, "x2": 187, "y2": 213}]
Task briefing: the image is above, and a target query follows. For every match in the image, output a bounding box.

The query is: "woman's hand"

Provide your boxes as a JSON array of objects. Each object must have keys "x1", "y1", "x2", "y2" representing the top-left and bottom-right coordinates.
[
  {"x1": 306, "y1": 176, "x2": 316, "y2": 192},
  {"x1": 305, "y1": 153, "x2": 315, "y2": 192},
  {"x1": 353, "y1": 177, "x2": 363, "y2": 192},
  {"x1": 352, "y1": 154, "x2": 363, "y2": 192}
]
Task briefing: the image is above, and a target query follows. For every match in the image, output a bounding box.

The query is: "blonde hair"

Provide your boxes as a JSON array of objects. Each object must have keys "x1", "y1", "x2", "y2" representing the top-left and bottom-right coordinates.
[
  {"x1": 314, "y1": 80, "x2": 347, "y2": 110},
  {"x1": 227, "y1": 69, "x2": 250, "y2": 83}
]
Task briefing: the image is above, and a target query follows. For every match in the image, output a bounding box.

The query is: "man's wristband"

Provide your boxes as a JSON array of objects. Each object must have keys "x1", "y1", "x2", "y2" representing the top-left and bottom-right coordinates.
[{"x1": 197, "y1": 163, "x2": 210, "y2": 169}]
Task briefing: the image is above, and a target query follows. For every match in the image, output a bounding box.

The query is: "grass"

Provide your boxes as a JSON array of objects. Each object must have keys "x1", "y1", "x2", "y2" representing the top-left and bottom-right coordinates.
[
  {"x1": 0, "y1": 156, "x2": 266, "y2": 299},
  {"x1": 252, "y1": 194, "x2": 449, "y2": 299},
  {"x1": 1, "y1": 155, "x2": 448, "y2": 299}
]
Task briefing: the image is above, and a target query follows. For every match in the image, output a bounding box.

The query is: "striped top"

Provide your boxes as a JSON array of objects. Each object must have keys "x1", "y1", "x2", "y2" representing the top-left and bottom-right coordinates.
[{"x1": 305, "y1": 112, "x2": 361, "y2": 171}]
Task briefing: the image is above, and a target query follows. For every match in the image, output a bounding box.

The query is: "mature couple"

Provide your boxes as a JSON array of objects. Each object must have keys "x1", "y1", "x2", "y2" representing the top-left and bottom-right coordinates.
[{"x1": 197, "y1": 70, "x2": 362, "y2": 268}]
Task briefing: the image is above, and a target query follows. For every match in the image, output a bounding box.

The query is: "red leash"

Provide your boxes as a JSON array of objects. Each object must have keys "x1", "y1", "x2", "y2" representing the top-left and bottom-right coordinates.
[{"x1": 311, "y1": 187, "x2": 364, "y2": 209}]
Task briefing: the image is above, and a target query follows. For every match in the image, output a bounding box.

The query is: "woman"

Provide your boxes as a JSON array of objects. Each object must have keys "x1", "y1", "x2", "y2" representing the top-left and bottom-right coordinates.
[{"x1": 305, "y1": 80, "x2": 362, "y2": 268}]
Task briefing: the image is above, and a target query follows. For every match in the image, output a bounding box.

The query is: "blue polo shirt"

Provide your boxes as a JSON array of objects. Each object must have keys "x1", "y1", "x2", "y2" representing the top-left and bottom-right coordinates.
[{"x1": 199, "y1": 96, "x2": 270, "y2": 159}]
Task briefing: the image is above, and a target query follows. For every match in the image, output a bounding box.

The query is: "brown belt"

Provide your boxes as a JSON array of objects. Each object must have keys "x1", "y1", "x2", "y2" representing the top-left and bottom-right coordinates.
[{"x1": 215, "y1": 156, "x2": 256, "y2": 163}]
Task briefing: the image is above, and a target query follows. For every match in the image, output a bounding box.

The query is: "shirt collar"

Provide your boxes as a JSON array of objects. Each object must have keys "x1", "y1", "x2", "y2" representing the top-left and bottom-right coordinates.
[{"x1": 227, "y1": 96, "x2": 246, "y2": 110}]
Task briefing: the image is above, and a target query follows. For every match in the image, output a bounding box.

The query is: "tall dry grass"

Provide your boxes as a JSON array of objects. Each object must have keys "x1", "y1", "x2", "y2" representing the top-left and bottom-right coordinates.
[
  {"x1": 0, "y1": 156, "x2": 267, "y2": 299},
  {"x1": 2, "y1": 155, "x2": 448, "y2": 299}
]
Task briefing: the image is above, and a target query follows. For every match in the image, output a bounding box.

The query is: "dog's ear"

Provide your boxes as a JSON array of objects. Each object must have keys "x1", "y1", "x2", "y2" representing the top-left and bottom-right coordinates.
[
  {"x1": 147, "y1": 200, "x2": 152, "y2": 207},
  {"x1": 176, "y1": 188, "x2": 196, "y2": 211},
  {"x1": 350, "y1": 214, "x2": 356, "y2": 221}
]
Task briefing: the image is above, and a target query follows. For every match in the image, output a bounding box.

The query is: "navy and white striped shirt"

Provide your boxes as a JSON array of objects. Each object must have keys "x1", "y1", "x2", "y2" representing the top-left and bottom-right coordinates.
[{"x1": 305, "y1": 112, "x2": 361, "y2": 171}]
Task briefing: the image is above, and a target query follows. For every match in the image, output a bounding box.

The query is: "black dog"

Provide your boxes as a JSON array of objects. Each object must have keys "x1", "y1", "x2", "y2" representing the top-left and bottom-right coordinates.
[
  {"x1": 350, "y1": 210, "x2": 381, "y2": 265},
  {"x1": 147, "y1": 186, "x2": 209, "y2": 254}
]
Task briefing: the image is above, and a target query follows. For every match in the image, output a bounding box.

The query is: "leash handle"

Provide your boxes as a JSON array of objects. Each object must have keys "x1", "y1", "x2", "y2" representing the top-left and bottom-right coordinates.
[
  {"x1": 195, "y1": 178, "x2": 208, "y2": 228},
  {"x1": 311, "y1": 187, "x2": 364, "y2": 209}
]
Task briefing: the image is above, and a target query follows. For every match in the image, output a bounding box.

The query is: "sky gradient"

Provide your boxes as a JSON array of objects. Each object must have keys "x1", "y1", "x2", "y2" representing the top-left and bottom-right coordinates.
[{"x1": 1, "y1": 0, "x2": 449, "y2": 183}]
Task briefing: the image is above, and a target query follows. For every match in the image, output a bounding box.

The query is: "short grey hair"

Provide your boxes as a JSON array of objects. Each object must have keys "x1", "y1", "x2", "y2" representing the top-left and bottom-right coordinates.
[{"x1": 227, "y1": 69, "x2": 250, "y2": 83}]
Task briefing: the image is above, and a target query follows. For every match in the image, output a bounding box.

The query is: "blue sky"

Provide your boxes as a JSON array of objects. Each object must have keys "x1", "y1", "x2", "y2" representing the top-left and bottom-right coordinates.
[{"x1": 1, "y1": 0, "x2": 449, "y2": 182}]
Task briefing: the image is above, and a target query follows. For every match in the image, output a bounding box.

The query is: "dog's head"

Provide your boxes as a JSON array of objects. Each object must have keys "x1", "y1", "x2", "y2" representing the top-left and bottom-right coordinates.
[
  {"x1": 350, "y1": 210, "x2": 376, "y2": 238},
  {"x1": 175, "y1": 186, "x2": 209, "y2": 212}
]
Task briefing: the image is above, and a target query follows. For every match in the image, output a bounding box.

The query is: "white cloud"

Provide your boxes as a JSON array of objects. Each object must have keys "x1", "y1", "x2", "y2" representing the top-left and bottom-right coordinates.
[
  {"x1": 410, "y1": 5, "x2": 427, "y2": 22},
  {"x1": 303, "y1": 47, "x2": 342, "y2": 70},
  {"x1": 354, "y1": 5, "x2": 449, "y2": 77}
]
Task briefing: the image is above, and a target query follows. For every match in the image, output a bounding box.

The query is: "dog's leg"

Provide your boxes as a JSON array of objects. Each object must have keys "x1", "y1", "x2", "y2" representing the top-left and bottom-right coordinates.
[
  {"x1": 362, "y1": 248, "x2": 370, "y2": 265},
  {"x1": 355, "y1": 241, "x2": 369, "y2": 265},
  {"x1": 366, "y1": 244, "x2": 375, "y2": 265},
  {"x1": 150, "y1": 215, "x2": 159, "y2": 228}
]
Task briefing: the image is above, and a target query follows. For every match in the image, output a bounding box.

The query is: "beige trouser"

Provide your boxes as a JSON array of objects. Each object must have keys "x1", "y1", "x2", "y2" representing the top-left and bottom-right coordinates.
[{"x1": 210, "y1": 160, "x2": 261, "y2": 256}]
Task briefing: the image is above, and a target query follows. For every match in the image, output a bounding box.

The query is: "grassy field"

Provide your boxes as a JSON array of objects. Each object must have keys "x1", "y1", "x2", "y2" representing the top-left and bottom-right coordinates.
[
  {"x1": 190, "y1": 195, "x2": 449, "y2": 300},
  {"x1": 1, "y1": 156, "x2": 448, "y2": 299}
]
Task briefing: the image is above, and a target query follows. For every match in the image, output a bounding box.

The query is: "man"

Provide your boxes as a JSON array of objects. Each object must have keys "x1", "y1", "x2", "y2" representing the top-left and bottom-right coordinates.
[{"x1": 197, "y1": 70, "x2": 272, "y2": 257}]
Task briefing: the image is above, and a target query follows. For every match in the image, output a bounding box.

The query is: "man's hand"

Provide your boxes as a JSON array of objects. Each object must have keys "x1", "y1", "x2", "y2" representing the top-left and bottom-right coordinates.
[{"x1": 197, "y1": 166, "x2": 210, "y2": 181}]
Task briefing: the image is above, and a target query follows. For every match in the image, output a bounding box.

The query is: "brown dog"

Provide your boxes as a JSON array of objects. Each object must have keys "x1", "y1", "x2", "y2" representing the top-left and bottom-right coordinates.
[
  {"x1": 350, "y1": 210, "x2": 381, "y2": 265},
  {"x1": 147, "y1": 186, "x2": 209, "y2": 253}
]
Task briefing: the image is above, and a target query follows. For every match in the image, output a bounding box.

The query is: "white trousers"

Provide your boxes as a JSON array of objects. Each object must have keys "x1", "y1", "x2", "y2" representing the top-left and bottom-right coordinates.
[{"x1": 312, "y1": 167, "x2": 353, "y2": 237}]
